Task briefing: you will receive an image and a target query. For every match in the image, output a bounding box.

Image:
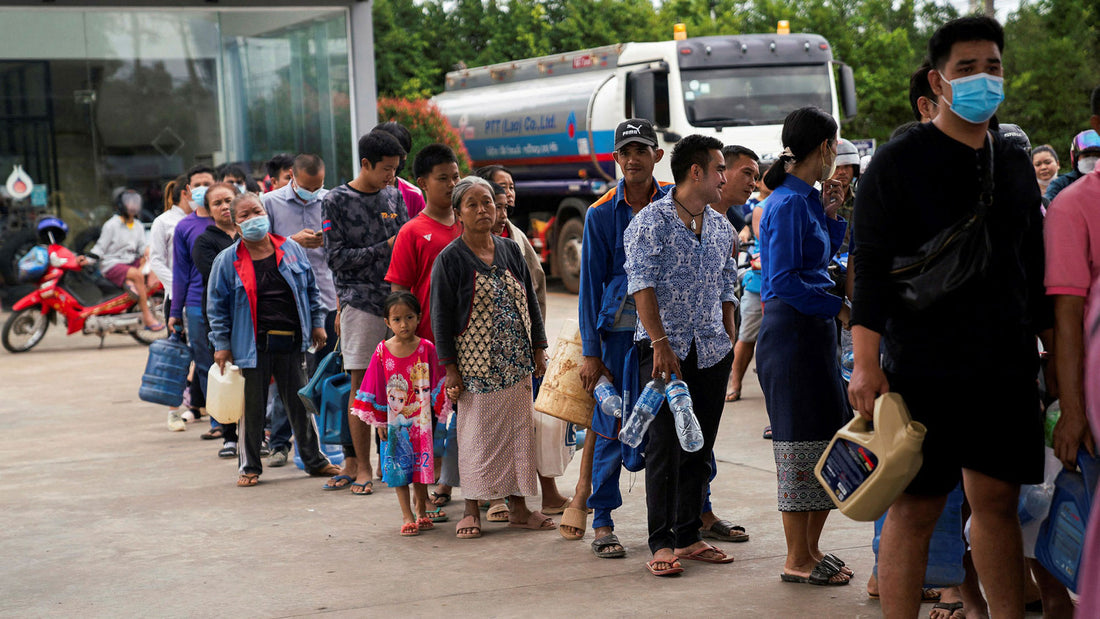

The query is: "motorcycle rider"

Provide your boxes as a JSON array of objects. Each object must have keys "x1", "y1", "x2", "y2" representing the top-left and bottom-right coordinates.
[
  {"x1": 1045, "y1": 129, "x2": 1100, "y2": 204},
  {"x1": 85, "y1": 189, "x2": 163, "y2": 331}
]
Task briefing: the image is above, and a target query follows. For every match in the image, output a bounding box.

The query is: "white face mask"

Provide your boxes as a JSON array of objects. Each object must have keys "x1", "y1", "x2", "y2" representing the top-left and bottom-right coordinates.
[{"x1": 1078, "y1": 156, "x2": 1099, "y2": 175}]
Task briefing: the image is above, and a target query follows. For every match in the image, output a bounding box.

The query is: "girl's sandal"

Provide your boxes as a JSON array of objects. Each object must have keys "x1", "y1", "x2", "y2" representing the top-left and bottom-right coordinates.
[
  {"x1": 416, "y1": 516, "x2": 435, "y2": 531},
  {"x1": 400, "y1": 521, "x2": 420, "y2": 537}
]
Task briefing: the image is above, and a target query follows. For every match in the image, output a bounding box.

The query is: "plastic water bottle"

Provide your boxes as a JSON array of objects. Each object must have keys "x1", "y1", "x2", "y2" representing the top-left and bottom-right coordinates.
[
  {"x1": 839, "y1": 329, "x2": 854, "y2": 383},
  {"x1": 666, "y1": 375, "x2": 703, "y2": 452},
  {"x1": 619, "y1": 378, "x2": 665, "y2": 448},
  {"x1": 1019, "y1": 482, "x2": 1055, "y2": 525},
  {"x1": 1044, "y1": 400, "x2": 1061, "y2": 448},
  {"x1": 593, "y1": 376, "x2": 623, "y2": 418}
]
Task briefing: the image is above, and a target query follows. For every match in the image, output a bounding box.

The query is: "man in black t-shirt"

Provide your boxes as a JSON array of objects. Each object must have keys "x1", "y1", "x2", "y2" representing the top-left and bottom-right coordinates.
[{"x1": 849, "y1": 16, "x2": 1053, "y2": 617}]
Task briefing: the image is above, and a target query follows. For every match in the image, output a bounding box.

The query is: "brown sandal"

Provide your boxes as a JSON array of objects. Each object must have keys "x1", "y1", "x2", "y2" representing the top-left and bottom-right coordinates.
[{"x1": 237, "y1": 473, "x2": 259, "y2": 487}]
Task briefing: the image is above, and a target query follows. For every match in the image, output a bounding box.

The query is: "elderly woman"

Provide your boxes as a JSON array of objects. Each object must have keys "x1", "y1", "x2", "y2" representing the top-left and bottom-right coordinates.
[
  {"x1": 206, "y1": 192, "x2": 339, "y2": 486},
  {"x1": 430, "y1": 176, "x2": 550, "y2": 539}
]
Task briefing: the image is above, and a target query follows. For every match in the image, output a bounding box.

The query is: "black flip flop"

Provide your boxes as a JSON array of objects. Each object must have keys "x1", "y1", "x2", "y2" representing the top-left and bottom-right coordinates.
[
  {"x1": 931, "y1": 602, "x2": 964, "y2": 618},
  {"x1": 700, "y1": 519, "x2": 750, "y2": 542},
  {"x1": 591, "y1": 533, "x2": 626, "y2": 559},
  {"x1": 780, "y1": 555, "x2": 850, "y2": 586}
]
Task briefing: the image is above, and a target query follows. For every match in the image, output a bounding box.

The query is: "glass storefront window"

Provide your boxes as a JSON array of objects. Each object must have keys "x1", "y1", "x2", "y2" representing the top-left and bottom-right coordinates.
[
  {"x1": 0, "y1": 7, "x2": 353, "y2": 241},
  {"x1": 221, "y1": 11, "x2": 352, "y2": 185}
]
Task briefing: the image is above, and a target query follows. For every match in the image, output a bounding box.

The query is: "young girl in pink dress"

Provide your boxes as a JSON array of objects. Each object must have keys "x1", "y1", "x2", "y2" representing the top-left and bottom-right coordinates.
[{"x1": 352, "y1": 291, "x2": 446, "y2": 536}]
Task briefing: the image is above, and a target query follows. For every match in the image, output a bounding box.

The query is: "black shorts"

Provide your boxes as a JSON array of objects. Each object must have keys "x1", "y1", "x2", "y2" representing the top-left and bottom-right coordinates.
[{"x1": 886, "y1": 370, "x2": 1044, "y2": 496}]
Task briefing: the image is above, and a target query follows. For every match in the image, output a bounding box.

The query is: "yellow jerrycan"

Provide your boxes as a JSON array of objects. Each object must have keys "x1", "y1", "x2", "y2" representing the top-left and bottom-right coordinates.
[
  {"x1": 814, "y1": 392, "x2": 927, "y2": 521},
  {"x1": 206, "y1": 364, "x2": 245, "y2": 424}
]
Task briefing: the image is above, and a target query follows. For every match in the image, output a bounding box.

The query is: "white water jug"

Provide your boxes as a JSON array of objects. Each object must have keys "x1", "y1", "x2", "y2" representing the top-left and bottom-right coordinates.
[{"x1": 206, "y1": 364, "x2": 245, "y2": 424}]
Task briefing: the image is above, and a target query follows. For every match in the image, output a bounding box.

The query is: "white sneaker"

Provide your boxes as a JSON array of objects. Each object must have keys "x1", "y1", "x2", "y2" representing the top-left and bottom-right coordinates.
[
  {"x1": 180, "y1": 409, "x2": 197, "y2": 423},
  {"x1": 167, "y1": 409, "x2": 186, "y2": 432}
]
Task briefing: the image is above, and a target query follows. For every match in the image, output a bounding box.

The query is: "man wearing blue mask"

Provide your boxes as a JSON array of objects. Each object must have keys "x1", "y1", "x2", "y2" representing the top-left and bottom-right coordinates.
[
  {"x1": 167, "y1": 164, "x2": 225, "y2": 442},
  {"x1": 849, "y1": 16, "x2": 1053, "y2": 617},
  {"x1": 261, "y1": 154, "x2": 336, "y2": 467}
]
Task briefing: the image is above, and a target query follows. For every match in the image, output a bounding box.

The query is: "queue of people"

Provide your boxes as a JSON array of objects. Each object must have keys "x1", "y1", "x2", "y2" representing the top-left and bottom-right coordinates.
[{"x1": 131, "y1": 14, "x2": 1100, "y2": 613}]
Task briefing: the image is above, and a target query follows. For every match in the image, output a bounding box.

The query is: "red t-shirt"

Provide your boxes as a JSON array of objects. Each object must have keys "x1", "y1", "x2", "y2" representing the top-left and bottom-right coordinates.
[{"x1": 385, "y1": 212, "x2": 462, "y2": 341}]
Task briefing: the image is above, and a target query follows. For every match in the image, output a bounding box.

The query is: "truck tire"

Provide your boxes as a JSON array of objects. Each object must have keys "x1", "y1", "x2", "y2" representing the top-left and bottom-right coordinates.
[
  {"x1": 0, "y1": 228, "x2": 38, "y2": 286},
  {"x1": 555, "y1": 217, "x2": 584, "y2": 294}
]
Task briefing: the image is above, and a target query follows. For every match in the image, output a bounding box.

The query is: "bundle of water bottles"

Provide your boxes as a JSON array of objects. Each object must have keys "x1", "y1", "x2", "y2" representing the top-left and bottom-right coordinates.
[{"x1": 592, "y1": 374, "x2": 703, "y2": 452}]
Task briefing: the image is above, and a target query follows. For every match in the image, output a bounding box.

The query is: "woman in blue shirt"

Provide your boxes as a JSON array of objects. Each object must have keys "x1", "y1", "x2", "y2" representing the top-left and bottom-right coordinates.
[{"x1": 756, "y1": 107, "x2": 853, "y2": 586}]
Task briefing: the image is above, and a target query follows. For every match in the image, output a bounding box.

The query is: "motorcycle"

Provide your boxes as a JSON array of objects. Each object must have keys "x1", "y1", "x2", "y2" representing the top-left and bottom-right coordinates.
[{"x1": 2, "y1": 226, "x2": 166, "y2": 353}]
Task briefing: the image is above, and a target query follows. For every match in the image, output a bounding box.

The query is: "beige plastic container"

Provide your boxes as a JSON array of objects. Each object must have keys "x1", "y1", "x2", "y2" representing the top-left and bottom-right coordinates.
[
  {"x1": 534, "y1": 319, "x2": 594, "y2": 429},
  {"x1": 206, "y1": 364, "x2": 245, "y2": 424},
  {"x1": 814, "y1": 392, "x2": 927, "y2": 521}
]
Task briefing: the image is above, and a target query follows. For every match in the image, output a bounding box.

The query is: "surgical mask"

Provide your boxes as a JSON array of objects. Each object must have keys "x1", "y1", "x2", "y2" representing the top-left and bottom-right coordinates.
[
  {"x1": 239, "y1": 215, "x2": 270, "y2": 241},
  {"x1": 821, "y1": 145, "x2": 837, "y2": 181},
  {"x1": 1079, "y1": 156, "x2": 1099, "y2": 175},
  {"x1": 293, "y1": 181, "x2": 321, "y2": 202},
  {"x1": 235, "y1": 183, "x2": 247, "y2": 194},
  {"x1": 189, "y1": 185, "x2": 208, "y2": 209},
  {"x1": 942, "y1": 73, "x2": 1004, "y2": 124}
]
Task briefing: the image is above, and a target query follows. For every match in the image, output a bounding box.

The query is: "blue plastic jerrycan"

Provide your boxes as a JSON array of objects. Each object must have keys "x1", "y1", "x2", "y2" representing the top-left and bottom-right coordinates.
[
  {"x1": 139, "y1": 334, "x2": 192, "y2": 407},
  {"x1": 1036, "y1": 449, "x2": 1100, "y2": 592},
  {"x1": 872, "y1": 483, "x2": 966, "y2": 587},
  {"x1": 319, "y1": 372, "x2": 351, "y2": 445}
]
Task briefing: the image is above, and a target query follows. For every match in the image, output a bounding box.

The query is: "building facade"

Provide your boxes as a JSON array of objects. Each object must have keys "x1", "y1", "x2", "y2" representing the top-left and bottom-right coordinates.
[{"x1": 0, "y1": 0, "x2": 376, "y2": 235}]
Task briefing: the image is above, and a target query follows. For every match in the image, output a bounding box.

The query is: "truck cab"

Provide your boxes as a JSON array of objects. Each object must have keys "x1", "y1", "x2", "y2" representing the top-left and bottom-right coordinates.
[{"x1": 434, "y1": 31, "x2": 856, "y2": 293}]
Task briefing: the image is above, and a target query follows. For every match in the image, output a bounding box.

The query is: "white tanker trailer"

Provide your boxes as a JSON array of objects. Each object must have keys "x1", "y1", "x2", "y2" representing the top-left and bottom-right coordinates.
[{"x1": 433, "y1": 29, "x2": 857, "y2": 292}]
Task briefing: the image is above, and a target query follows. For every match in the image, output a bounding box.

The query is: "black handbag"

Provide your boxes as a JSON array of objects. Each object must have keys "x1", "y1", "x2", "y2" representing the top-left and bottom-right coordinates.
[{"x1": 890, "y1": 133, "x2": 995, "y2": 311}]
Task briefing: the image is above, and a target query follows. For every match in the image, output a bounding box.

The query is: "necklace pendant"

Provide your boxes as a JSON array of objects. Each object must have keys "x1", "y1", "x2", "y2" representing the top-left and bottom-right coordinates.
[{"x1": 691, "y1": 218, "x2": 697, "y2": 232}]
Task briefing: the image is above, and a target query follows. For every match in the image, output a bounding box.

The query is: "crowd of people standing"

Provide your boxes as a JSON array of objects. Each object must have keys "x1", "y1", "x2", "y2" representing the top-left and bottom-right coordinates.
[{"x1": 121, "y1": 13, "x2": 1100, "y2": 615}]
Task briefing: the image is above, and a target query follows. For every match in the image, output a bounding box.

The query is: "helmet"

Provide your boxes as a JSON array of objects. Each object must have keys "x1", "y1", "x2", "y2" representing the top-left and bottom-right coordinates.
[
  {"x1": 36, "y1": 216, "x2": 68, "y2": 244},
  {"x1": 115, "y1": 188, "x2": 142, "y2": 217},
  {"x1": 835, "y1": 138, "x2": 861, "y2": 168},
  {"x1": 1071, "y1": 130, "x2": 1100, "y2": 166}
]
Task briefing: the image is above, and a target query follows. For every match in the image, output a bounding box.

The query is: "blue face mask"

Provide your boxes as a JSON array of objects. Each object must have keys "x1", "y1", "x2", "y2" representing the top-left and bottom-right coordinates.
[
  {"x1": 189, "y1": 185, "x2": 208, "y2": 209},
  {"x1": 293, "y1": 181, "x2": 321, "y2": 202},
  {"x1": 239, "y1": 215, "x2": 270, "y2": 242},
  {"x1": 942, "y1": 73, "x2": 1004, "y2": 124}
]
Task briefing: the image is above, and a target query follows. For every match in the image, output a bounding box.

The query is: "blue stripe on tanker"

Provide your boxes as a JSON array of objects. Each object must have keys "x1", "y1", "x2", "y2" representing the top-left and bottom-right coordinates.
[{"x1": 463, "y1": 130, "x2": 615, "y2": 161}]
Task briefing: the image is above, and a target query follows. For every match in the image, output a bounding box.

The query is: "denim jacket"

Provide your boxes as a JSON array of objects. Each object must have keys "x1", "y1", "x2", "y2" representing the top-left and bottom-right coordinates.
[{"x1": 206, "y1": 235, "x2": 325, "y2": 369}]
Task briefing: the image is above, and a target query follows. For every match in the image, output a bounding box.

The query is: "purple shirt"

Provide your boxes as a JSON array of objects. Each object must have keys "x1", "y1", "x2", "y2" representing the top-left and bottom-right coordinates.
[
  {"x1": 170, "y1": 211, "x2": 213, "y2": 317},
  {"x1": 398, "y1": 177, "x2": 425, "y2": 219}
]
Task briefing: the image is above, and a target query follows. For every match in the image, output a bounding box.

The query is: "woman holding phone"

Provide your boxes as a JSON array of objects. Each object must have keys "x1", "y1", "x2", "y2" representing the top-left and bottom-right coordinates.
[{"x1": 755, "y1": 107, "x2": 853, "y2": 586}]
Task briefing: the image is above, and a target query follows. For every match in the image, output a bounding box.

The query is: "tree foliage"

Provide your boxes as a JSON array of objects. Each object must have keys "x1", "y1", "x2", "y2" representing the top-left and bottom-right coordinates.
[{"x1": 374, "y1": 0, "x2": 1098, "y2": 148}]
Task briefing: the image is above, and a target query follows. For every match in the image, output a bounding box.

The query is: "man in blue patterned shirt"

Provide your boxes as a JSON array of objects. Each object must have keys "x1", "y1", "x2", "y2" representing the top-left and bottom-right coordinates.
[{"x1": 624, "y1": 134, "x2": 740, "y2": 576}]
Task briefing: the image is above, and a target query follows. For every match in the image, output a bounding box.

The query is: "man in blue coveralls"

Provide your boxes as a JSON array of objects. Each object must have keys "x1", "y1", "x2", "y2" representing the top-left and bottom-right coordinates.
[{"x1": 558, "y1": 119, "x2": 748, "y2": 557}]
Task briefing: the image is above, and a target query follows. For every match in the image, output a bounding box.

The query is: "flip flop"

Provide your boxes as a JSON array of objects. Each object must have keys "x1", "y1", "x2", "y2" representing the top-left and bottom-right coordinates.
[
  {"x1": 646, "y1": 558, "x2": 684, "y2": 577},
  {"x1": 868, "y1": 588, "x2": 938, "y2": 602},
  {"x1": 486, "y1": 502, "x2": 510, "y2": 522},
  {"x1": 677, "y1": 544, "x2": 735, "y2": 564},
  {"x1": 144, "y1": 323, "x2": 166, "y2": 332},
  {"x1": 725, "y1": 389, "x2": 741, "y2": 402},
  {"x1": 426, "y1": 507, "x2": 449, "y2": 523},
  {"x1": 700, "y1": 519, "x2": 750, "y2": 542},
  {"x1": 508, "y1": 510, "x2": 555, "y2": 530},
  {"x1": 825, "y1": 553, "x2": 854, "y2": 577},
  {"x1": 930, "y1": 602, "x2": 964, "y2": 619},
  {"x1": 429, "y1": 491, "x2": 451, "y2": 506},
  {"x1": 591, "y1": 533, "x2": 627, "y2": 559},
  {"x1": 780, "y1": 555, "x2": 850, "y2": 586},
  {"x1": 541, "y1": 497, "x2": 571, "y2": 515},
  {"x1": 322, "y1": 474, "x2": 353, "y2": 491},
  {"x1": 762, "y1": 426, "x2": 772, "y2": 440},
  {"x1": 558, "y1": 507, "x2": 587, "y2": 541},
  {"x1": 201, "y1": 427, "x2": 224, "y2": 441},
  {"x1": 456, "y1": 515, "x2": 482, "y2": 539},
  {"x1": 236, "y1": 473, "x2": 259, "y2": 487},
  {"x1": 400, "y1": 521, "x2": 419, "y2": 537},
  {"x1": 416, "y1": 516, "x2": 435, "y2": 531},
  {"x1": 350, "y1": 481, "x2": 373, "y2": 496}
]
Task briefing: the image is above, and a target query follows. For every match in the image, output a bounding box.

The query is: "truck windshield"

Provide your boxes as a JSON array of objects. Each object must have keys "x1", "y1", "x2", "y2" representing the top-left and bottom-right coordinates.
[{"x1": 681, "y1": 65, "x2": 832, "y2": 127}]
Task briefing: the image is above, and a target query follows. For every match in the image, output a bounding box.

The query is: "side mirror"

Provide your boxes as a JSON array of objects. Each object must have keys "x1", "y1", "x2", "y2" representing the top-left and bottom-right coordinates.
[
  {"x1": 627, "y1": 63, "x2": 671, "y2": 128},
  {"x1": 835, "y1": 62, "x2": 858, "y2": 120}
]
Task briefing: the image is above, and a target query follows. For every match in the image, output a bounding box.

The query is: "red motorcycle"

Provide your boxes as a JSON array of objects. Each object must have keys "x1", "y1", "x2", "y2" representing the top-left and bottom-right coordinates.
[{"x1": 2, "y1": 217, "x2": 166, "y2": 353}]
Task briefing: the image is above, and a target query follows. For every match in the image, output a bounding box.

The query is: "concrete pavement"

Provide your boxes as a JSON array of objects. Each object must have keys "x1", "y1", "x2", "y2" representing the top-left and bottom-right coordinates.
[{"x1": 2, "y1": 289, "x2": 935, "y2": 617}]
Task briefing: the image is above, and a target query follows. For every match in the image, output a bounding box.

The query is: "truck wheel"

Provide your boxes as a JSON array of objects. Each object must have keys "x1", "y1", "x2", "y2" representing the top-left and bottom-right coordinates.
[
  {"x1": 0, "y1": 228, "x2": 38, "y2": 286},
  {"x1": 555, "y1": 217, "x2": 584, "y2": 294},
  {"x1": 2, "y1": 305, "x2": 49, "y2": 353}
]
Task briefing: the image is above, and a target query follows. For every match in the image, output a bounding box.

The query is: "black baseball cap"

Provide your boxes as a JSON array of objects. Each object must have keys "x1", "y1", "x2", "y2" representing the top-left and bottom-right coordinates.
[{"x1": 614, "y1": 119, "x2": 658, "y2": 150}]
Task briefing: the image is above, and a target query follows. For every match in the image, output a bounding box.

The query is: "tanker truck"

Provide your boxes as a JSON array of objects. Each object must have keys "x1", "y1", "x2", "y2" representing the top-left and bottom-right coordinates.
[{"x1": 433, "y1": 29, "x2": 857, "y2": 293}]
